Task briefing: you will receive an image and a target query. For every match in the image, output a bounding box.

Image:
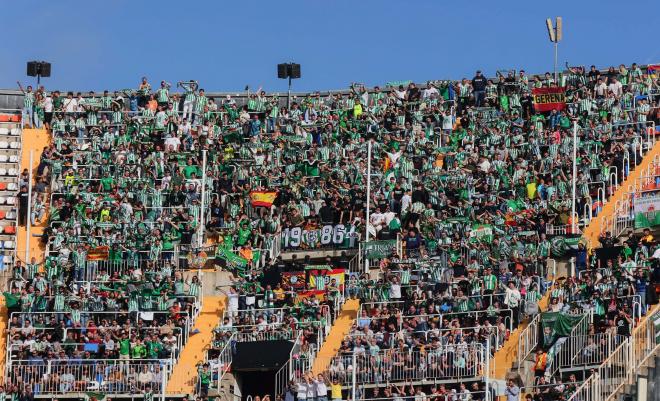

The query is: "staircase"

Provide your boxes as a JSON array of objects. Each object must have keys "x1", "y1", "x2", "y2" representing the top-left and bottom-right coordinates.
[
  {"x1": 311, "y1": 298, "x2": 359, "y2": 375},
  {"x1": 167, "y1": 295, "x2": 227, "y2": 395},
  {"x1": 15, "y1": 128, "x2": 49, "y2": 263},
  {"x1": 583, "y1": 139, "x2": 660, "y2": 247}
]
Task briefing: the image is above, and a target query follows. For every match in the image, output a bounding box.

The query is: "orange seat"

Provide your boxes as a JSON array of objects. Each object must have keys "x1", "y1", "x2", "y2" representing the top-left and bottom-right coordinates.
[
  {"x1": 0, "y1": 116, "x2": 8, "y2": 122},
  {"x1": 11, "y1": 115, "x2": 21, "y2": 122},
  {"x1": 4, "y1": 226, "x2": 15, "y2": 234},
  {"x1": 0, "y1": 182, "x2": 7, "y2": 191},
  {"x1": 0, "y1": 211, "x2": 6, "y2": 220}
]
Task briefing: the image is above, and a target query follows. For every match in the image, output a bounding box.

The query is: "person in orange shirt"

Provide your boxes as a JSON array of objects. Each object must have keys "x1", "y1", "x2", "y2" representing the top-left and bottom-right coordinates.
[
  {"x1": 533, "y1": 349, "x2": 547, "y2": 380},
  {"x1": 147, "y1": 94, "x2": 158, "y2": 112}
]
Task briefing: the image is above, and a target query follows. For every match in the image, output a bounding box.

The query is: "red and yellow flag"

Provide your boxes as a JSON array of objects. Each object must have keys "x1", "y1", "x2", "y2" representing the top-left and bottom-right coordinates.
[
  {"x1": 87, "y1": 246, "x2": 110, "y2": 261},
  {"x1": 249, "y1": 191, "x2": 277, "y2": 207}
]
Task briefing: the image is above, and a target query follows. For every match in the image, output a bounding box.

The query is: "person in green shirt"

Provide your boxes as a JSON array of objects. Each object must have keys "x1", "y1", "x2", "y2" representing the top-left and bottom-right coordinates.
[
  {"x1": 146, "y1": 336, "x2": 164, "y2": 359},
  {"x1": 198, "y1": 365, "x2": 211, "y2": 398},
  {"x1": 131, "y1": 338, "x2": 147, "y2": 359},
  {"x1": 118, "y1": 334, "x2": 131, "y2": 360}
]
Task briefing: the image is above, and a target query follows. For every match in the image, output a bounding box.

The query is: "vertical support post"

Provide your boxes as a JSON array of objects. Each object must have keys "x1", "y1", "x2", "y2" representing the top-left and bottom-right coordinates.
[
  {"x1": 287, "y1": 75, "x2": 292, "y2": 110},
  {"x1": 351, "y1": 350, "x2": 357, "y2": 401},
  {"x1": 161, "y1": 362, "x2": 167, "y2": 401},
  {"x1": 484, "y1": 340, "x2": 491, "y2": 401},
  {"x1": 25, "y1": 149, "x2": 34, "y2": 261},
  {"x1": 554, "y1": 41, "x2": 558, "y2": 84},
  {"x1": 572, "y1": 121, "x2": 578, "y2": 234},
  {"x1": 198, "y1": 149, "x2": 208, "y2": 249},
  {"x1": 364, "y1": 140, "x2": 372, "y2": 273}
]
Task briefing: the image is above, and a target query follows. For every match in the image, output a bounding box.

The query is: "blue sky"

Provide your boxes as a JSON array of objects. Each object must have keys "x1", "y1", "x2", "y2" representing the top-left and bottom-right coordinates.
[{"x1": 2, "y1": 0, "x2": 658, "y2": 93}]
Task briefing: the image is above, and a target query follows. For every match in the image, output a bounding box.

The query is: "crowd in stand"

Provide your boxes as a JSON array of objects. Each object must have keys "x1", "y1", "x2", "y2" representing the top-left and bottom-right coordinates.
[{"x1": 8, "y1": 63, "x2": 660, "y2": 400}]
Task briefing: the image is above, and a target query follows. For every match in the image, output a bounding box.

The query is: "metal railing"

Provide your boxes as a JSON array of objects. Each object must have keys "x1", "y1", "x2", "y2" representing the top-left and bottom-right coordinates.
[
  {"x1": 517, "y1": 312, "x2": 541, "y2": 371},
  {"x1": 345, "y1": 324, "x2": 505, "y2": 352},
  {"x1": 314, "y1": 343, "x2": 488, "y2": 386},
  {"x1": 5, "y1": 359, "x2": 170, "y2": 396},
  {"x1": 550, "y1": 333, "x2": 624, "y2": 374},
  {"x1": 209, "y1": 332, "x2": 235, "y2": 393},
  {"x1": 567, "y1": 305, "x2": 660, "y2": 401},
  {"x1": 274, "y1": 331, "x2": 316, "y2": 397}
]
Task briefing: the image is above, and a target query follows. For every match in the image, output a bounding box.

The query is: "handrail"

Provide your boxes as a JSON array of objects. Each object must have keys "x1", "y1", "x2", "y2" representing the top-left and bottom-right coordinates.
[
  {"x1": 567, "y1": 305, "x2": 660, "y2": 401},
  {"x1": 209, "y1": 332, "x2": 235, "y2": 392}
]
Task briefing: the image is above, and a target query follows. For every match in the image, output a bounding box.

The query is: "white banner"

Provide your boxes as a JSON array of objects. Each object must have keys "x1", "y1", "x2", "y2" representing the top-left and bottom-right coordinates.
[{"x1": 634, "y1": 195, "x2": 660, "y2": 214}]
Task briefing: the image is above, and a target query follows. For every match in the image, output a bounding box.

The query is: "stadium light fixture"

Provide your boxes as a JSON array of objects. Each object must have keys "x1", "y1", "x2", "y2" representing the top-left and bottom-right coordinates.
[
  {"x1": 277, "y1": 62, "x2": 301, "y2": 109},
  {"x1": 26, "y1": 61, "x2": 51, "y2": 86},
  {"x1": 545, "y1": 17, "x2": 562, "y2": 83}
]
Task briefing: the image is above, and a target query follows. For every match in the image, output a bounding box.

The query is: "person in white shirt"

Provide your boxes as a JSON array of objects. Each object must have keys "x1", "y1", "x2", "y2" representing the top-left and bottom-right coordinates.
[
  {"x1": 395, "y1": 85, "x2": 407, "y2": 100},
  {"x1": 383, "y1": 207, "x2": 396, "y2": 227},
  {"x1": 423, "y1": 83, "x2": 439, "y2": 99},
  {"x1": 608, "y1": 77, "x2": 623, "y2": 97},
  {"x1": 305, "y1": 376, "x2": 316, "y2": 401},
  {"x1": 164, "y1": 133, "x2": 181, "y2": 152},
  {"x1": 63, "y1": 93, "x2": 78, "y2": 113},
  {"x1": 390, "y1": 276, "x2": 402, "y2": 299},
  {"x1": 313, "y1": 374, "x2": 329, "y2": 401},
  {"x1": 504, "y1": 281, "x2": 522, "y2": 326},
  {"x1": 594, "y1": 78, "x2": 608, "y2": 98},
  {"x1": 401, "y1": 191, "x2": 412, "y2": 215},
  {"x1": 369, "y1": 207, "x2": 386, "y2": 234}
]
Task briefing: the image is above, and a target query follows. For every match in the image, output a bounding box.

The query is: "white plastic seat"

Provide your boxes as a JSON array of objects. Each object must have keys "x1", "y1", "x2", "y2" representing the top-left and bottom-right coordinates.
[
  {"x1": 8, "y1": 155, "x2": 18, "y2": 163},
  {"x1": 3, "y1": 255, "x2": 12, "y2": 264},
  {"x1": 0, "y1": 168, "x2": 6, "y2": 176},
  {"x1": 6, "y1": 183, "x2": 17, "y2": 191},
  {"x1": 0, "y1": 142, "x2": 8, "y2": 149},
  {"x1": 6, "y1": 211, "x2": 16, "y2": 220},
  {"x1": 9, "y1": 142, "x2": 20, "y2": 149},
  {"x1": 3, "y1": 241, "x2": 14, "y2": 249},
  {"x1": 5, "y1": 197, "x2": 15, "y2": 205},
  {"x1": 10, "y1": 128, "x2": 21, "y2": 136},
  {"x1": 7, "y1": 168, "x2": 17, "y2": 176},
  {"x1": 0, "y1": 155, "x2": 7, "y2": 163},
  {"x1": 0, "y1": 128, "x2": 8, "y2": 136}
]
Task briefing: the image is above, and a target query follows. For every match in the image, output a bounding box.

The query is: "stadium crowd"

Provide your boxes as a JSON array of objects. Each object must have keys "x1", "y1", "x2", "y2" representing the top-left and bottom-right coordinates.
[{"x1": 8, "y1": 62, "x2": 659, "y2": 400}]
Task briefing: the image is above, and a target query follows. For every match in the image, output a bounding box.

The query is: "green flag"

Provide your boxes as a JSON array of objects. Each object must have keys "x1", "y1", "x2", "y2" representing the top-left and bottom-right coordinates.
[
  {"x1": 540, "y1": 312, "x2": 584, "y2": 337},
  {"x1": 85, "y1": 392, "x2": 106, "y2": 401},
  {"x1": 3, "y1": 292, "x2": 19, "y2": 309}
]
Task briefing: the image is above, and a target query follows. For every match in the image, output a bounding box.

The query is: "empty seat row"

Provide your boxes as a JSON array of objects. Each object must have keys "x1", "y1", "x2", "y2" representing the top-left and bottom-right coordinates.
[
  {"x1": 3, "y1": 240, "x2": 14, "y2": 249},
  {"x1": 0, "y1": 225, "x2": 16, "y2": 235},
  {"x1": 0, "y1": 168, "x2": 18, "y2": 176},
  {"x1": 0, "y1": 182, "x2": 18, "y2": 191},
  {"x1": 0, "y1": 155, "x2": 19, "y2": 163},
  {"x1": 0, "y1": 128, "x2": 22, "y2": 136},
  {"x1": 0, "y1": 142, "x2": 21, "y2": 149},
  {"x1": 0, "y1": 211, "x2": 17, "y2": 220},
  {"x1": 0, "y1": 115, "x2": 21, "y2": 122},
  {"x1": 0, "y1": 197, "x2": 16, "y2": 205}
]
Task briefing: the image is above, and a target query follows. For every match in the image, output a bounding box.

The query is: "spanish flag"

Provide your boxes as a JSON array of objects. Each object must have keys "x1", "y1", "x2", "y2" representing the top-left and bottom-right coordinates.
[{"x1": 249, "y1": 191, "x2": 277, "y2": 207}]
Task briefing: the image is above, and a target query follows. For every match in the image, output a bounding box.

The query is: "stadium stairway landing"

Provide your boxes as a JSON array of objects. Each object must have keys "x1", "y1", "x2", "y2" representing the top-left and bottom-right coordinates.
[
  {"x1": 583, "y1": 139, "x2": 660, "y2": 248},
  {"x1": 311, "y1": 298, "x2": 359, "y2": 375},
  {"x1": 16, "y1": 128, "x2": 49, "y2": 263},
  {"x1": 167, "y1": 295, "x2": 227, "y2": 395}
]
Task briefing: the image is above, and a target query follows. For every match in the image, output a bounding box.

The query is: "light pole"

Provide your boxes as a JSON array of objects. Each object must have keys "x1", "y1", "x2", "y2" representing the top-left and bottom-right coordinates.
[
  {"x1": 545, "y1": 17, "x2": 563, "y2": 84},
  {"x1": 572, "y1": 121, "x2": 578, "y2": 234},
  {"x1": 364, "y1": 140, "x2": 372, "y2": 273}
]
